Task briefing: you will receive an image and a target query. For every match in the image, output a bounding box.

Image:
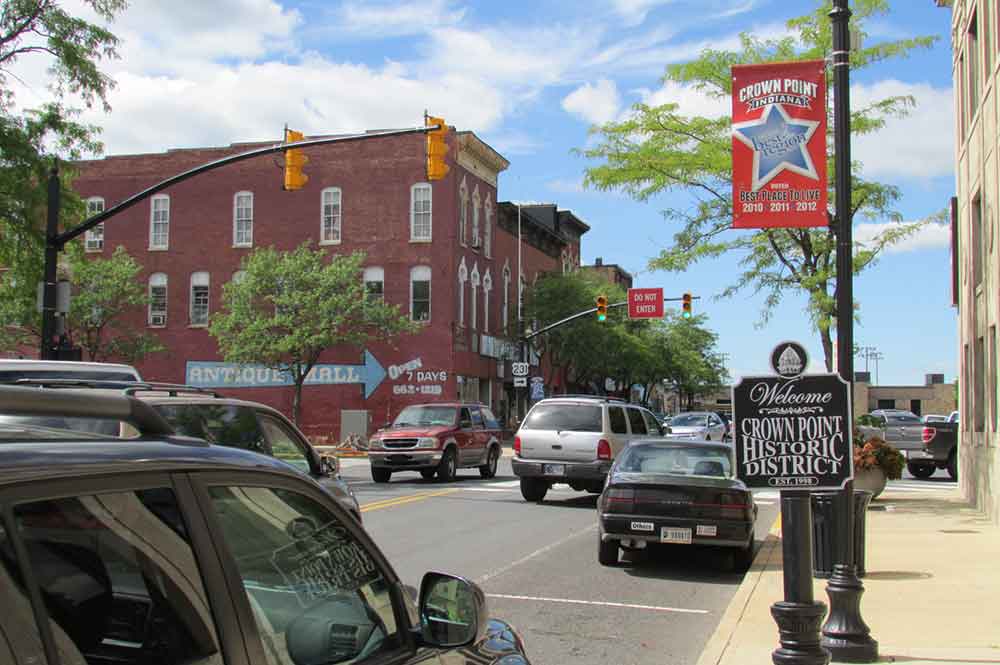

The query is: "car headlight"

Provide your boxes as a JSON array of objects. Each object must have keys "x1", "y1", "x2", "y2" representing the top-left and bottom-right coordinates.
[
  {"x1": 368, "y1": 438, "x2": 383, "y2": 450},
  {"x1": 416, "y1": 437, "x2": 438, "y2": 449}
]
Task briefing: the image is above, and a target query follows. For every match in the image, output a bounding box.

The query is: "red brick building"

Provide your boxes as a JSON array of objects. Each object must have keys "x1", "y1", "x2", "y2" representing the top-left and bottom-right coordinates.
[{"x1": 71, "y1": 128, "x2": 587, "y2": 439}]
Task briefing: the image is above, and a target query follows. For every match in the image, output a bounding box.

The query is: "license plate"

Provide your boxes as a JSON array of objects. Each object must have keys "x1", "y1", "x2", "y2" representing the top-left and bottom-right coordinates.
[
  {"x1": 543, "y1": 464, "x2": 565, "y2": 475},
  {"x1": 630, "y1": 521, "x2": 654, "y2": 532},
  {"x1": 660, "y1": 527, "x2": 692, "y2": 544},
  {"x1": 696, "y1": 525, "x2": 717, "y2": 537}
]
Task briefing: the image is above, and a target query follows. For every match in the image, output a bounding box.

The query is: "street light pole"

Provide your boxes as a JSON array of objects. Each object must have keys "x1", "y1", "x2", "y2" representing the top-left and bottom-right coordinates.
[
  {"x1": 40, "y1": 164, "x2": 61, "y2": 360},
  {"x1": 824, "y1": 1, "x2": 878, "y2": 660}
]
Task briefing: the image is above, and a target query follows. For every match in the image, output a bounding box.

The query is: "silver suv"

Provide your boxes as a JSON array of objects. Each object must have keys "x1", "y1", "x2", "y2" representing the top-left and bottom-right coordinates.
[{"x1": 511, "y1": 396, "x2": 664, "y2": 502}]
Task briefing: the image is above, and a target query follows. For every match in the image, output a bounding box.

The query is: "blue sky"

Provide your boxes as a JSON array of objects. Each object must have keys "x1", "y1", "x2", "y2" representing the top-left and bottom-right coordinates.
[{"x1": 13, "y1": 0, "x2": 957, "y2": 385}]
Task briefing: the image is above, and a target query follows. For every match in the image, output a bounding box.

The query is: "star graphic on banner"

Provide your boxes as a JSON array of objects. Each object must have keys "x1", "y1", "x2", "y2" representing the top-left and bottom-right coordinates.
[{"x1": 733, "y1": 103, "x2": 820, "y2": 191}]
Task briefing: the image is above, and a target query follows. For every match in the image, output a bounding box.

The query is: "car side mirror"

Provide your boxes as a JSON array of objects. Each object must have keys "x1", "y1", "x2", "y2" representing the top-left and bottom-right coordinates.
[
  {"x1": 418, "y1": 572, "x2": 486, "y2": 648},
  {"x1": 319, "y1": 453, "x2": 339, "y2": 476}
]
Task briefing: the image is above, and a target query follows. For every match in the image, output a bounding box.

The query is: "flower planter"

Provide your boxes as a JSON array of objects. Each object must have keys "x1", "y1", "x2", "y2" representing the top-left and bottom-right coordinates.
[{"x1": 853, "y1": 467, "x2": 887, "y2": 499}]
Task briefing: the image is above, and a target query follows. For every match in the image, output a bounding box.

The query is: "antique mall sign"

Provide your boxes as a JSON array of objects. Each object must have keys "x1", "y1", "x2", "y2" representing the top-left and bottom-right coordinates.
[
  {"x1": 733, "y1": 341, "x2": 853, "y2": 489},
  {"x1": 731, "y1": 60, "x2": 828, "y2": 229}
]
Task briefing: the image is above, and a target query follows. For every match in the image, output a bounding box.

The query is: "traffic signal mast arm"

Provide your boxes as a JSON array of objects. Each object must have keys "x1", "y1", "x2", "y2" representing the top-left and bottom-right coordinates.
[{"x1": 522, "y1": 294, "x2": 702, "y2": 341}]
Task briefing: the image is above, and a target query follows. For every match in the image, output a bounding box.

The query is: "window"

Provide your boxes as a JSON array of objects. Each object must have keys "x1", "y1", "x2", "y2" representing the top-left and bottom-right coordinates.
[
  {"x1": 0, "y1": 521, "x2": 49, "y2": 665},
  {"x1": 321, "y1": 187, "x2": 342, "y2": 244},
  {"x1": 85, "y1": 197, "x2": 105, "y2": 252},
  {"x1": 976, "y1": 335, "x2": 986, "y2": 432},
  {"x1": 626, "y1": 408, "x2": 647, "y2": 434},
  {"x1": 458, "y1": 178, "x2": 468, "y2": 246},
  {"x1": 155, "y1": 403, "x2": 267, "y2": 453},
  {"x1": 410, "y1": 265, "x2": 431, "y2": 322},
  {"x1": 523, "y1": 404, "x2": 602, "y2": 432},
  {"x1": 190, "y1": 271, "x2": 210, "y2": 326},
  {"x1": 471, "y1": 186, "x2": 481, "y2": 248},
  {"x1": 12, "y1": 489, "x2": 224, "y2": 665},
  {"x1": 502, "y1": 264, "x2": 511, "y2": 332},
  {"x1": 642, "y1": 410, "x2": 662, "y2": 434},
  {"x1": 984, "y1": 0, "x2": 993, "y2": 76},
  {"x1": 150, "y1": 195, "x2": 170, "y2": 249},
  {"x1": 973, "y1": 193, "x2": 984, "y2": 287},
  {"x1": 470, "y1": 407, "x2": 484, "y2": 428},
  {"x1": 457, "y1": 258, "x2": 468, "y2": 327},
  {"x1": 207, "y1": 485, "x2": 403, "y2": 665},
  {"x1": 363, "y1": 266, "x2": 384, "y2": 300},
  {"x1": 969, "y1": 10, "x2": 980, "y2": 117},
  {"x1": 410, "y1": 183, "x2": 431, "y2": 241},
  {"x1": 149, "y1": 272, "x2": 167, "y2": 326},
  {"x1": 992, "y1": 326, "x2": 998, "y2": 432},
  {"x1": 259, "y1": 413, "x2": 312, "y2": 474},
  {"x1": 470, "y1": 264, "x2": 480, "y2": 331},
  {"x1": 233, "y1": 191, "x2": 253, "y2": 247},
  {"x1": 959, "y1": 51, "x2": 968, "y2": 138},
  {"x1": 482, "y1": 269, "x2": 492, "y2": 333},
  {"x1": 483, "y1": 198, "x2": 493, "y2": 258},
  {"x1": 609, "y1": 406, "x2": 628, "y2": 434}
]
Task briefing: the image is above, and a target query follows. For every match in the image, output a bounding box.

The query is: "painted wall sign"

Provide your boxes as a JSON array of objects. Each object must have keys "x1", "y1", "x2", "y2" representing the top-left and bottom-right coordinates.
[
  {"x1": 731, "y1": 59, "x2": 828, "y2": 229},
  {"x1": 386, "y1": 356, "x2": 448, "y2": 397},
  {"x1": 185, "y1": 350, "x2": 386, "y2": 399}
]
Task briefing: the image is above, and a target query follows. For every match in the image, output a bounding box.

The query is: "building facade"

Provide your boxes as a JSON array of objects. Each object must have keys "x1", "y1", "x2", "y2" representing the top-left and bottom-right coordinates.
[
  {"x1": 71, "y1": 128, "x2": 585, "y2": 440},
  {"x1": 945, "y1": 0, "x2": 1000, "y2": 522},
  {"x1": 581, "y1": 258, "x2": 634, "y2": 290}
]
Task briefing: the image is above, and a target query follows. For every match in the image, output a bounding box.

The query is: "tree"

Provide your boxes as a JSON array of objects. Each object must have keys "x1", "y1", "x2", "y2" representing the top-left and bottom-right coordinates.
[
  {"x1": 64, "y1": 244, "x2": 164, "y2": 363},
  {"x1": 209, "y1": 244, "x2": 419, "y2": 424},
  {"x1": 1, "y1": 0, "x2": 126, "y2": 349},
  {"x1": 579, "y1": 0, "x2": 936, "y2": 371}
]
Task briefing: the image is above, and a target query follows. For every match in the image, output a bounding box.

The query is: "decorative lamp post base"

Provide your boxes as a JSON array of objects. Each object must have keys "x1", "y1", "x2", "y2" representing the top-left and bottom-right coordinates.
[
  {"x1": 821, "y1": 564, "x2": 879, "y2": 662},
  {"x1": 771, "y1": 601, "x2": 830, "y2": 665}
]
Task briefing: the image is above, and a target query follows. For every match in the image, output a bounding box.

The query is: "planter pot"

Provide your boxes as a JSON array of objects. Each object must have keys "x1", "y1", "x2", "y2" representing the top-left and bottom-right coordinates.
[{"x1": 854, "y1": 467, "x2": 887, "y2": 499}]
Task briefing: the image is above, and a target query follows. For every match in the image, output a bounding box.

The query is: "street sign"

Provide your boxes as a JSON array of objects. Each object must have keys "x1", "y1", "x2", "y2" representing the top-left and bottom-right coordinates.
[
  {"x1": 732, "y1": 342, "x2": 853, "y2": 490},
  {"x1": 514, "y1": 377, "x2": 527, "y2": 388},
  {"x1": 530, "y1": 377, "x2": 545, "y2": 400},
  {"x1": 627, "y1": 288, "x2": 664, "y2": 319},
  {"x1": 512, "y1": 362, "x2": 530, "y2": 377}
]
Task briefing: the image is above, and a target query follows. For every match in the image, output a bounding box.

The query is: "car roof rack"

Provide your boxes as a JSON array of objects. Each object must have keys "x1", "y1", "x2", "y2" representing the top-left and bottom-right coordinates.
[
  {"x1": 123, "y1": 383, "x2": 225, "y2": 398},
  {"x1": 544, "y1": 394, "x2": 628, "y2": 403},
  {"x1": 11, "y1": 378, "x2": 225, "y2": 398}
]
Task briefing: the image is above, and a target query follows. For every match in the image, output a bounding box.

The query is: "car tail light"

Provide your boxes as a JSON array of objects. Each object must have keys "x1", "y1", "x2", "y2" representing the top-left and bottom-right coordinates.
[
  {"x1": 922, "y1": 427, "x2": 936, "y2": 445},
  {"x1": 597, "y1": 439, "x2": 612, "y2": 460},
  {"x1": 696, "y1": 493, "x2": 752, "y2": 520},
  {"x1": 603, "y1": 488, "x2": 634, "y2": 513},
  {"x1": 514, "y1": 436, "x2": 521, "y2": 456}
]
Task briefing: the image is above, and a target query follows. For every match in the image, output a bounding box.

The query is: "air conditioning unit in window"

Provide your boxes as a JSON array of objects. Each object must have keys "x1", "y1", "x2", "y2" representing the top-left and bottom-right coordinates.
[{"x1": 150, "y1": 314, "x2": 166, "y2": 326}]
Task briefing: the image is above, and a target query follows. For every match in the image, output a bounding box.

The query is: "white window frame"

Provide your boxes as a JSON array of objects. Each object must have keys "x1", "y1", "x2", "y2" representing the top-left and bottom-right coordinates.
[
  {"x1": 363, "y1": 266, "x2": 384, "y2": 301},
  {"x1": 320, "y1": 187, "x2": 342, "y2": 244},
  {"x1": 470, "y1": 263, "x2": 480, "y2": 331},
  {"x1": 410, "y1": 183, "x2": 432, "y2": 242},
  {"x1": 484, "y1": 198, "x2": 493, "y2": 258},
  {"x1": 457, "y1": 257, "x2": 468, "y2": 327},
  {"x1": 150, "y1": 195, "x2": 170, "y2": 250},
  {"x1": 190, "y1": 271, "x2": 210, "y2": 327},
  {"x1": 471, "y1": 185, "x2": 481, "y2": 248},
  {"x1": 458, "y1": 177, "x2": 468, "y2": 246},
  {"x1": 84, "y1": 197, "x2": 105, "y2": 252},
  {"x1": 410, "y1": 265, "x2": 431, "y2": 322},
  {"x1": 233, "y1": 191, "x2": 253, "y2": 247},
  {"x1": 502, "y1": 263, "x2": 511, "y2": 332},
  {"x1": 482, "y1": 268, "x2": 492, "y2": 334},
  {"x1": 148, "y1": 272, "x2": 167, "y2": 327}
]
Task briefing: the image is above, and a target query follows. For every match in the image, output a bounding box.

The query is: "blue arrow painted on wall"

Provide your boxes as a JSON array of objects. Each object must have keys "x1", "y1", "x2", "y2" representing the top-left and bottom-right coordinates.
[{"x1": 185, "y1": 350, "x2": 387, "y2": 399}]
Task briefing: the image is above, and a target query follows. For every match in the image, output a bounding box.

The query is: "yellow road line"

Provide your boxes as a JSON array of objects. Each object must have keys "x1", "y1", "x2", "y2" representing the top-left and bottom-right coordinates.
[{"x1": 361, "y1": 488, "x2": 460, "y2": 513}]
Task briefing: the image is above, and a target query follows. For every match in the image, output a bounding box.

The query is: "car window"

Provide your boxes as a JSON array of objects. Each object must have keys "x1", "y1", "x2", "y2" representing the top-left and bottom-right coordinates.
[
  {"x1": 669, "y1": 413, "x2": 705, "y2": 427},
  {"x1": 470, "y1": 408, "x2": 484, "y2": 428},
  {"x1": 608, "y1": 407, "x2": 628, "y2": 434},
  {"x1": 157, "y1": 404, "x2": 268, "y2": 454},
  {"x1": 522, "y1": 404, "x2": 603, "y2": 432},
  {"x1": 626, "y1": 408, "x2": 647, "y2": 435},
  {"x1": 392, "y1": 406, "x2": 456, "y2": 427},
  {"x1": 0, "y1": 521, "x2": 50, "y2": 665},
  {"x1": 10, "y1": 488, "x2": 224, "y2": 665},
  {"x1": 207, "y1": 485, "x2": 403, "y2": 665},
  {"x1": 480, "y1": 407, "x2": 499, "y2": 429},
  {"x1": 618, "y1": 445, "x2": 732, "y2": 477},
  {"x1": 887, "y1": 414, "x2": 921, "y2": 425},
  {"x1": 259, "y1": 413, "x2": 313, "y2": 474},
  {"x1": 459, "y1": 408, "x2": 473, "y2": 427},
  {"x1": 641, "y1": 410, "x2": 661, "y2": 435}
]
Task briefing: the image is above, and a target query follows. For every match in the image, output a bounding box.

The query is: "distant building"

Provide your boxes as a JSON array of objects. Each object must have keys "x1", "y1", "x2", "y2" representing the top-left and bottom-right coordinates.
[
  {"x1": 851, "y1": 373, "x2": 956, "y2": 417},
  {"x1": 582, "y1": 257, "x2": 633, "y2": 290}
]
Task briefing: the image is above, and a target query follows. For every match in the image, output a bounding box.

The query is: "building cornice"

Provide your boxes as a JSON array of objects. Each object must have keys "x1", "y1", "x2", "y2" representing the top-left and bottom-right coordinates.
[{"x1": 456, "y1": 132, "x2": 509, "y2": 188}]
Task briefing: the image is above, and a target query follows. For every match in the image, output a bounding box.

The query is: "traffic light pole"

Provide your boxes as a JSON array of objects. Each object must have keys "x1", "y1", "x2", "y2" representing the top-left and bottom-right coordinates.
[
  {"x1": 39, "y1": 124, "x2": 440, "y2": 359},
  {"x1": 521, "y1": 295, "x2": 699, "y2": 341}
]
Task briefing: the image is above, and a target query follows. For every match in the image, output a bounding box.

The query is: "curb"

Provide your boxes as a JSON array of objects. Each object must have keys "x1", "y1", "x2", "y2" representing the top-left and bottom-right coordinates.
[{"x1": 695, "y1": 514, "x2": 782, "y2": 665}]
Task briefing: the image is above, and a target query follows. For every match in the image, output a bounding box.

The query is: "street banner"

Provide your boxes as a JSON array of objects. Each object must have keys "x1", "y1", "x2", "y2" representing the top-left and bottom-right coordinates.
[
  {"x1": 627, "y1": 287, "x2": 664, "y2": 319},
  {"x1": 732, "y1": 341, "x2": 853, "y2": 489},
  {"x1": 731, "y1": 60, "x2": 827, "y2": 229}
]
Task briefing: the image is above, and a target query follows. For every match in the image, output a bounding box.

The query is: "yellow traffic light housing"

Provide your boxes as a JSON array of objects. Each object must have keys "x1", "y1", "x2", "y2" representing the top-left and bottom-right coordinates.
[
  {"x1": 426, "y1": 115, "x2": 450, "y2": 181},
  {"x1": 682, "y1": 292, "x2": 692, "y2": 318},
  {"x1": 284, "y1": 128, "x2": 309, "y2": 191},
  {"x1": 596, "y1": 295, "x2": 608, "y2": 322}
]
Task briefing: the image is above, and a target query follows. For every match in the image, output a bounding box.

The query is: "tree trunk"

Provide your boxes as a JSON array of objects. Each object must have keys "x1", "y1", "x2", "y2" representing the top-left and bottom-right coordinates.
[
  {"x1": 820, "y1": 325, "x2": 834, "y2": 373},
  {"x1": 293, "y1": 377, "x2": 304, "y2": 425}
]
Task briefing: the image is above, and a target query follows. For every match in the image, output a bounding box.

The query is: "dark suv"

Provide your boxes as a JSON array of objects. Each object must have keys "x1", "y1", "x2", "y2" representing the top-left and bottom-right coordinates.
[{"x1": 0, "y1": 385, "x2": 531, "y2": 665}]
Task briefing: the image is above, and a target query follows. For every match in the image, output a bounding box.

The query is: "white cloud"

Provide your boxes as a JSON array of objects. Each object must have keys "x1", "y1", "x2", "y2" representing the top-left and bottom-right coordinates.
[
  {"x1": 632, "y1": 80, "x2": 729, "y2": 119},
  {"x1": 562, "y1": 79, "x2": 622, "y2": 125},
  {"x1": 335, "y1": 0, "x2": 466, "y2": 38},
  {"x1": 546, "y1": 178, "x2": 586, "y2": 194},
  {"x1": 483, "y1": 132, "x2": 544, "y2": 156},
  {"x1": 851, "y1": 80, "x2": 955, "y2": 180},
  {"x1": 611, "y1": 0, "x2": 678, "y2": 26},
  {"x1": 855, "y1": 220, "x2": 951, "y2": 254}
]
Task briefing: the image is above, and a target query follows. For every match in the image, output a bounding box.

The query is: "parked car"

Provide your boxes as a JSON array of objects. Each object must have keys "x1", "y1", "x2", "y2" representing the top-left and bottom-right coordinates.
[
  {"x1": 860, "y1": 409, "x2": 924, "y2": 454},
  {"x1": 0, "y1": 384, "x2": 531, "y2": 665},
  {"x1": 663, "y1": 411, "x2": 729, "y2": 441},
  {"x1": 0, "y1": 358, "x2": 142, "y2": 382},
  {"x1": 949, "y1": 410, "x2": 960, "y2": 423},
  {"x1": 907, "y1": 420, "x2": 959, "y2": 480},
  {"x1": 6, "y1": 379, "x2": 362, "y2": 521},
  {"x1": 598, "y1": 439, "x2": 757, "y2": 569},
  {"x1": 367, "y1": 402, "x2": 503, "y2": 483},
  {"x1": 511, "y1": 396, "x2": 665, "y2": 502}
]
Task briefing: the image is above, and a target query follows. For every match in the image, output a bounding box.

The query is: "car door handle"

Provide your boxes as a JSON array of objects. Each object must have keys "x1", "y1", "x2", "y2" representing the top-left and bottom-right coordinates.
[{"x1": 551, "y1": 444, "x2": 562, "y2": 450}]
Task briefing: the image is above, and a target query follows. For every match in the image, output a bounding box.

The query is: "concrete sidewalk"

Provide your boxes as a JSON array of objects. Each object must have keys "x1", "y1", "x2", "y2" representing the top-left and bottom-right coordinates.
[{"x1": 698, "y1": 482, "x2": 1000, "y2": 665}]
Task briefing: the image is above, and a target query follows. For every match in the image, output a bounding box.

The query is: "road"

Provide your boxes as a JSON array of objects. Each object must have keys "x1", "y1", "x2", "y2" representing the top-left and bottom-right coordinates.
[{"x1": 339, "y1": 453, "x2": 782, "y2": 665}]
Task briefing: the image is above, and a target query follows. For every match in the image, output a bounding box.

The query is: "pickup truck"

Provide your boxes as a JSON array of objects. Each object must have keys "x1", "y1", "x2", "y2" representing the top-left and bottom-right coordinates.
[{"x1": 906, "y1": 421, "x2": 958, "y2": 480}]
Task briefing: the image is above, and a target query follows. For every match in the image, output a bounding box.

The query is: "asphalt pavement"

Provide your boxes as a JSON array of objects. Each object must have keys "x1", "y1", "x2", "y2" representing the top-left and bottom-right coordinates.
[{"x1": 338, "y1": 455, "x2": 781, "y2": 665}]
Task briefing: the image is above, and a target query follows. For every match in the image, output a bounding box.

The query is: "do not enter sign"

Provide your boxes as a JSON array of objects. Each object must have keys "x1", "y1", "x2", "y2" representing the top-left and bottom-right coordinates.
[{"x1": 627, "y1": 288, "x2": 664, "y2": 319}]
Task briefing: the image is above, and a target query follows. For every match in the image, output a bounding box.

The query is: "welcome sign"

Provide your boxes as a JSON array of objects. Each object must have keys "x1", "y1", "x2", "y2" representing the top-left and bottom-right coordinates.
[{"x1": 733, "y1": 341, "x2": 853, "y2": 489}]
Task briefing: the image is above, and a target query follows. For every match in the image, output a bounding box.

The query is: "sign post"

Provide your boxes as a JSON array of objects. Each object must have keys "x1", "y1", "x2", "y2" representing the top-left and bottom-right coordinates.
[{"x1": 733, "y1": 341, "x2": 853, "y2": 665}]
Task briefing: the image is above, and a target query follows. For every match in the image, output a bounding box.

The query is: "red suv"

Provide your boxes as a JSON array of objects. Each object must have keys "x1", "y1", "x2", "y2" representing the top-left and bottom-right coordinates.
[{"x1": 367, "y1": 402, "x2": 503, "y2": 483}]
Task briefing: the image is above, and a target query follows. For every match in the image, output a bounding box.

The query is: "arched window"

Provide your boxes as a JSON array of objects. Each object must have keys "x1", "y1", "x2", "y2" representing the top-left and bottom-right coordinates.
[
  {"x1": 471, "y1": 185, "x2": 481, "y2": 248},
  {"x1": 321, "y1": 187, "x2": 342, "y2": 244},
  {"x1": 457, "y1": 257, "x2": 468, "y2": 327},
  {"x1": 410, "y1": 184, "x2": 432, "y2": 241},
  {"x1": 458, "y1": 177, "x2": 468, "y2": 246},
  {"x1": 190, "y1": 271, "x2": 210, "y2": 326},
  {"x1": 501, "y1": 262, "x2": 511, "y2": 332},
  {"x1": 364, "y1": 266, "x2": 384, "y2": 300},
  {"x1": 470, "y1": 263, "x2": 480, "y2": 331},
  {"x1": 148, "y1": 273, "x2": 167, "y2": 326},
  {"x1": 85, "y1": 197, "x2": 105, "y2": 252},
  {"x1": 482, "y1": 269, "x2": 492, "y2": 333},
  {"x1": 410, "y1": 266, "x2": 431, "y2": 321},
  {"x1": 483, "y1": 198, "x2": 493, "y2": 258}
]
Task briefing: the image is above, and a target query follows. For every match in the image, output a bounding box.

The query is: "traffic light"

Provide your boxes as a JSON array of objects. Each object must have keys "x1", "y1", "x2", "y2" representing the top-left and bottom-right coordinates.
[
  {"x1": 596, "y1": 295, "x2": 608, "y2": 322},
  {"x1": 426, "y1": 115, "x2": 450, "y2": 181},
  {"x1": 682, "y1": 292, "x2": 692, "y2": 319},
  {"x1": 284, "y1": 128, "x2": 309, "y2": 191}
]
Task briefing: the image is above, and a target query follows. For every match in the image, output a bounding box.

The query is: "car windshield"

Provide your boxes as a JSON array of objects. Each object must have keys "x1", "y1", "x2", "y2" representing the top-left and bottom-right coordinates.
[
  {"x1": 669, "y1": 413, "x2": 707, "y2": 427},
  {"x1": 522, "y1": 404, "x2": 602, "y2": 432},
  {"x1": 617, "y1": 445, "x2": 732, "y2": 477},
  {"x1": 886, "y1": 414, "x2": 921, "y2": 425},
  {"x1": 393, "y1": 405, "x2": 457, "y2": 427}
]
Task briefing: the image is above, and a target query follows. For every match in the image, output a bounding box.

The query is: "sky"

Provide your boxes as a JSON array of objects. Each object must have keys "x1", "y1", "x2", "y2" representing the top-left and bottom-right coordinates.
[{"x1": 9, "y1": 0, "x2": 957, "y2": 387}]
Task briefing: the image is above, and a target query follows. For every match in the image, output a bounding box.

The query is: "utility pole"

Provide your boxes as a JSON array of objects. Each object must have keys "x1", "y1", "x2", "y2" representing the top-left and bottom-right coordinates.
[{"x1": 824, "y1": 0, "x2": 878, "y2": 661}]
